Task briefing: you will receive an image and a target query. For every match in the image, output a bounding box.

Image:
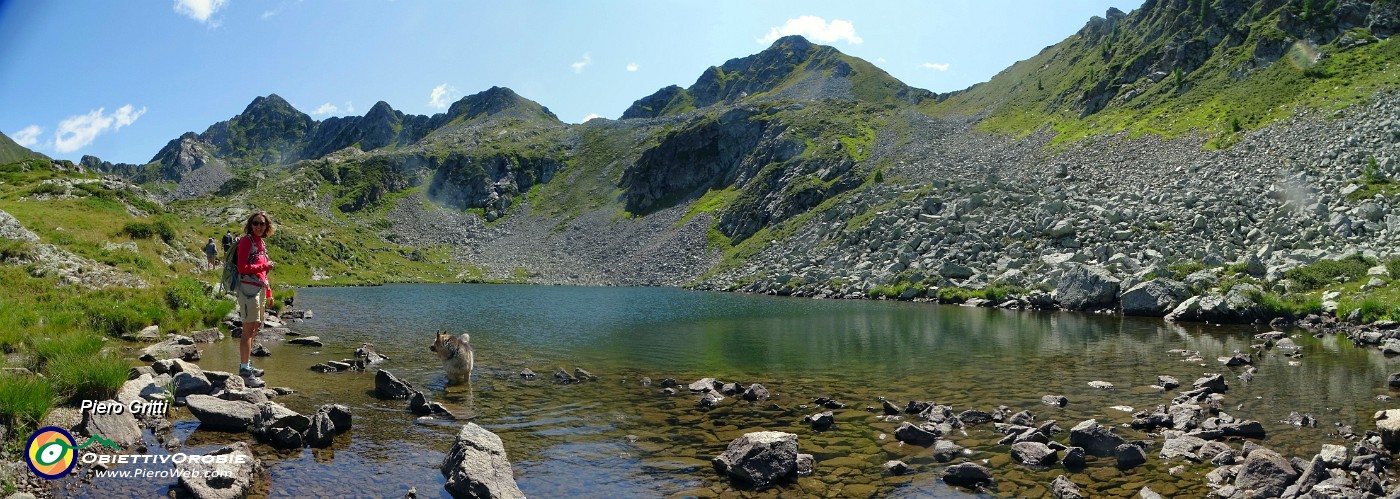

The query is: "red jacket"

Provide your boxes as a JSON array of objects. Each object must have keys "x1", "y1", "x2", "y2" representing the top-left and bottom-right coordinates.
[{"x1": 237, "y1": 235, "x2": 272, "y2": 300}]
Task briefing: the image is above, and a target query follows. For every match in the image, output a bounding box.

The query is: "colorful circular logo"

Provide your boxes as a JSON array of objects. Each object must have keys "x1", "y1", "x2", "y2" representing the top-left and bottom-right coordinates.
[{"x1": 25, "y1": 426, "x2": 77, "y2": 480}]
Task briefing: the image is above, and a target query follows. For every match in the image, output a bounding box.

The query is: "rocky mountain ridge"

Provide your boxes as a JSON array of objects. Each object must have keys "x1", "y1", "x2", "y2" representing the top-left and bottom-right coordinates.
[{"x1": 62, "y1": 1, "x2": 1400, "y2": 323}]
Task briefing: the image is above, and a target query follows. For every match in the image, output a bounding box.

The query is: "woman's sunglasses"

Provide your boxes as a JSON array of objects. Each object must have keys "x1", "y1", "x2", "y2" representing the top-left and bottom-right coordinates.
[{"x1": 251, "y1": 221, "x2": 267, "y2": 226}]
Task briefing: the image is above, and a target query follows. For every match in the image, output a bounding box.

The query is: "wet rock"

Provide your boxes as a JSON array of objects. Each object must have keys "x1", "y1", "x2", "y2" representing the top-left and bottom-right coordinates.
[
  {"x1": 138, "y1": 336, "x2": 200, "y2": 362},
  {"x1": 1219, "y1": 420, "x2": 1266, "y2": 439},
  {"x1": 326, "y1": 360, "x2": 352, "y2": 371},
  {"x1": 941, "y1": 462, "x2": 993, "y2": 488},
  {"x1": 1050, "y1": 474, "x2": 1084, "y2": 499},
  {"x1": 880, "y1": 399, "x2": 901, "y2": 415},
  {"x1": 519, "y1": 368, "x2": 536, "y2": 380},
  {"x1": 806, "y1": 411, "x2": 834, "y2": 431},
  {"x1": 573, "y1": 368, "x2": 596, "y2": 381},
  {"x1": 957, "y1": 409, "x2": 994, "y2": 425},
  {"x1": 1007, "y1": 410, "x2": 1035, "y2": 427},
  {"x1": 409, "y1": 392, "x2": 433, "y2": 416},
  {"x1": 319, "y1": 404, "x2": 352, "y2": 432},
  {"x1": 1063, "y1": 447, "x2": 1086, "y2": 470},
  {"x1": 1012, "y1": 441, "x2": 1058, "y2": 466},
  {"x1": 1157, "y1": 375, "x2": 1180, "y2": 390},
  {"x1": 554, "y1": 368, "x2": 578, "y2": 384},
  {"x1": 1233, "y1": 447, "x2": 1298, "y2": 498},
  {"x1": 712, "y1": 431, "x2": 799, "y2": 490},
  {"x1": 1042, "y1": 395, "x2": 1068, "y2": 407},
  {"x1": 638, "y1": 377, "x2": 650, "y2": 386},
  {"x1": 288, "y1": 336, "x2": 322, "y2": 347},
  {"x1": 1070, "y1": 420, "x2": 1125, "y2": 457},
  {"x1": 1193, "y1": 373, "x2": 1229, "y2": 393},
  {"x1": 906, "y1": 400, "x2": 933, "y2": 414},
  {"x1": 176, "y1": 441, "x2": 263, "y2": 499},
  {"x1": 1222, "y1": 353, "x2": 1252, "y2": 366},
  {"x1": 75, "y1": 406, "x2": 142, "y2": 447},
  {"x1": 742, "y1": 383, "x2": 770, "y2": 402},
  {"x1": 699, "y1": 391, "x2": 725, "y2": 409},
  {"x1": 658, "y1": 378, "x2": 679, "y2": 388},
  {"x1": 304, "y1": 411, "x2": 336, "y2": 448},
  {"x1": 375, "y1": 369, "x2": 417, "y2": 399},
  {"x1": 1087, "y1": 380, "x2": 1114, "y2": 389},
  {"x1": 1115, "y1": 442, "x2": 1147, "y2": 470},
  {"x1": 893, "y1": 422, "x2": 941, "y2": 446},
  {"x1": 250, "y1": 343, "x2": 271, "y2": 357},
  {"x1": 1160, "y1": 435, "x2": 1206, "y2": 461},
  {"x1": 720, "y1": 382, "x2": 741, "y2": 395},
  {"x1": 813, "y1": 397, "x2": 846, "y2": 409},
  {"x1": 354, "y1": 343, "x2": 389, "y2": 364},
  {"x1": 688, "y1": 377, "x2": 718, "y2": 392},
  {"x1": 795, "y1": 453, "x2": 814, "y2": 476},
  {"x1": 883, "y1": 460, "x2": 909, "y2": 475},
  {"x1": 931, "y1": 440, "x2": 964, "y2": 462},
  {"x1": 186, "y1": 395, "x2": 257, "y2": 431},
  {"x1": 440, "y1": 423, "x2": 525, "y2": 499}
]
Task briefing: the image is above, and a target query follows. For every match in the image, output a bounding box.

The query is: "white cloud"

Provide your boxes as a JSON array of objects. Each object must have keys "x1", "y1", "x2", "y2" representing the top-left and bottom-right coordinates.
[
  {"x1": 571, "y1": 53, "x2": 592, "y2": 73},
  {"x1": 12, "y1": 125, "x2": 42, "y2": 147},
  {"x1": 113, "y1": 104, "x2": 145, "y2": 129},
  {"x1": 581, "y1": 113, "x2": 602, "y2": 122},
  {"x1": 429, "y1": 84, "x2": 457, "y2": 110},
  {"x1": 922, "y1": 62, "x2": 950, "y2": 71},
  {"x1": 626, "y1": 62, "x2": 639, "y2": 72},
  {"x1": 173, "y1": 0, "x2": 228, "y2": 25},
  {"x1": 53, "y1": 105, "x2": 146, "y2": 154},
  {"x1": 344, "y1": 101, "x2": 355, "y2": 114},
  {"x1": 312, "y1": 103, "x2": 339, "y2": 116},
  {"x1": 261, "y1": 9, "x2": 278, "y2": 19},
  {"x1": 759, "y1": 16, "x2": 863, "y2": 45}
]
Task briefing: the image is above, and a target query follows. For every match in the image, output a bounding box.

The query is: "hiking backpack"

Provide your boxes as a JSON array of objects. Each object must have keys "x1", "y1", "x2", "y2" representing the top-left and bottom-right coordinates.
[{"x1": 220, "y1": 236, "x2": 242, "y2": 294}]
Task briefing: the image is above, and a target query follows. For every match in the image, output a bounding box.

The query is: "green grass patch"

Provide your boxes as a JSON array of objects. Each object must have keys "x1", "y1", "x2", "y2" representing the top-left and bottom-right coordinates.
[
  {"x1": 47, "y1": 352, "x2": 128, "y2": 402},
  {"x1": 0, "y1": 375, "x2": 54, "y2": 432},
  {"x1": 1284, "y1": 254, "x2": 1374, "y2": 290}
]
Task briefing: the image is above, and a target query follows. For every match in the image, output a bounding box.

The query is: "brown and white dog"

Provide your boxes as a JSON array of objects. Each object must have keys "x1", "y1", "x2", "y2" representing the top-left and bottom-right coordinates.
[{"x1": 430, "y1": 330, "x2": 474, "y2": 384}]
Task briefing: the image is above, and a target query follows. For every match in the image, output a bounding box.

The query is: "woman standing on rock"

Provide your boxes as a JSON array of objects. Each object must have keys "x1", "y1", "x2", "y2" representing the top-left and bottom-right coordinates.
[{"x1": 235, "y1": 211, "x2": 276, "y2": 388}]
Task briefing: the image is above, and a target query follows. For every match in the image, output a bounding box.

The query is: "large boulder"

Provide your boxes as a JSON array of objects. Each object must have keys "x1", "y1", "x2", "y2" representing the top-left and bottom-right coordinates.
[
  {"x1": 1069, "y1": 419, "x2": 1125, "y2": 457},
  {"x1": 1119, "y1": 279, "x2": 1190, "y2": 316},
  {"x1": 1166, "y1": 287, "x2": 1267, "y2": 324},
  {"x1": 1375, "y1": 409, "x2": 1400, "y2": 450},
  {"x1": 176, "y1": 441, "x2": 263, "y2": 499},
  {"x1": 440, "y1": 423, "x2": 525, "y2": 499},
  {"x1": 1233, "y1": 447, "x2": 1298, "y2": 498},
  {"x1": 74, "y1": 407, "x2": 142, "y2": 447},
  {"x1": 186, "y1": 395, "x2": 258, "y2": 431},
  {"x1": 138, "y1": 336, "x2": 200, "y2": 362},
  {"x1": 1055, "y1": 264, "x2": 1121, "y2": 311},
  {"x1": 712, "y1": 431, "x2": 800, "y2": 489}
]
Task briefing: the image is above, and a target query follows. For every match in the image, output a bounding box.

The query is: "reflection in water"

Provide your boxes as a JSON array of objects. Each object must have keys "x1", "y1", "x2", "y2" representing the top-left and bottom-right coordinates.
[{"x1": 65, "y1": 284, "x2": 1399, "y2": 498}]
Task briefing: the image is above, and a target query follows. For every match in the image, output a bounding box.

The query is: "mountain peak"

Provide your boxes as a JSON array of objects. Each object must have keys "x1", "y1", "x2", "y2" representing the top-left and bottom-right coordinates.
[
  {"x1": 623, "y1": 35, "x2": 928, "y2": 119},
  {"x1": 442, "y1": 86, "x2": 560, "y2": 125}
]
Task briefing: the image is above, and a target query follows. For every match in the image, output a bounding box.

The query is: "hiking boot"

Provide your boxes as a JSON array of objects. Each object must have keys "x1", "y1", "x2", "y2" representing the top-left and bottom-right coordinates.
[
  {"x1": 239, "y1": 366, "x2": 265, "y2": 377},
  {"x1": 242, "y1": 374, "x2": 266, "y2": 388}
]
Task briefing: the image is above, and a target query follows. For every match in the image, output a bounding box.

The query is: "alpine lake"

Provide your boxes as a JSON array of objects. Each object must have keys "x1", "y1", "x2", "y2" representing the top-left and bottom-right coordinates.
[{"x1": 66, "y1": 284, "x2": 1399, "y2": 498}]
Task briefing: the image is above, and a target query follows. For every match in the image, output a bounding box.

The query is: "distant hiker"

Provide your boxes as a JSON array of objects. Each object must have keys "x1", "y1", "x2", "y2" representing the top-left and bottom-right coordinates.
[
  {"x1": 221, "y1": 231, "x2": 234, "y2": 254},
  {"x1": 235, "y1": 211, "x2": 277, "y2": 388},
  {"x1": 203, "y1": 237, "x2": 218, "y2": 270}
]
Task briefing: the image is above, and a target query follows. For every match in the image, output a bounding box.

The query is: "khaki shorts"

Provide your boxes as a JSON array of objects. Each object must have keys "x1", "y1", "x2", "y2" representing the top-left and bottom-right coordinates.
[{"x1": 238, "y1": 290, "x2": 266, "y2": 325}]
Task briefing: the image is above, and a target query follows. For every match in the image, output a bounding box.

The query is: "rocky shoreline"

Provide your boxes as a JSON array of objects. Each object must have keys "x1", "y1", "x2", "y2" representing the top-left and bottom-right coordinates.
[{"x1": 9, "y1": 296, "x2": 1400, "y2": 498}]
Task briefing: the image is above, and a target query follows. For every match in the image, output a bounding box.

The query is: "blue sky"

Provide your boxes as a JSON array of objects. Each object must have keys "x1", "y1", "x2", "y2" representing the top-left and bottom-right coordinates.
[{"x1": 0, "y1": 1, "x2": 1143, "y2": 165}]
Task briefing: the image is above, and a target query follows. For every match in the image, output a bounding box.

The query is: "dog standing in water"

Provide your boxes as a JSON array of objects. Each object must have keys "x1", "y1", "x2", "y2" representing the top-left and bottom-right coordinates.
[{"x1": 430, "y1": 330, "x2": 475, "y2": 384}]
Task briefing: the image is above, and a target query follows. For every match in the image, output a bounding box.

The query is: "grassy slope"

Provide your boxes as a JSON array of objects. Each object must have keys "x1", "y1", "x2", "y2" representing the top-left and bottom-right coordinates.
[
  {"x1": 930, "y1": 7, "x2": 1400, "y2": 149},
  {"x1": 0, "y1": 132, "x2": 48, "y2": 164}
]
